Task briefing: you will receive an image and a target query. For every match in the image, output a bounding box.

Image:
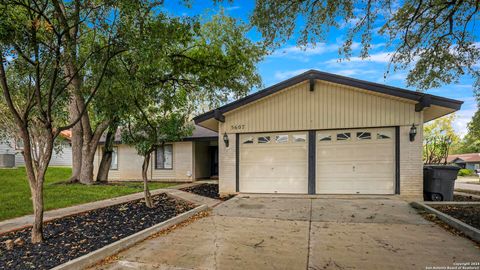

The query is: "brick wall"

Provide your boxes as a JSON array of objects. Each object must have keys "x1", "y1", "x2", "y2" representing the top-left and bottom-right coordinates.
[
  {"x1": 218, "y1": 123, "x2": 237, "y2": 194},
  {"x1": 399, "y1": 124, "x2": 424, "y2": 198}
]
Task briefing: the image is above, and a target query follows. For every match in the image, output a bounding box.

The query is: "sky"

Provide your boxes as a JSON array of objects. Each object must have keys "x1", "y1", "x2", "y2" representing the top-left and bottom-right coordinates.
[{"x1": 163, "y1": 0, "x2": 478, "y2": 137}]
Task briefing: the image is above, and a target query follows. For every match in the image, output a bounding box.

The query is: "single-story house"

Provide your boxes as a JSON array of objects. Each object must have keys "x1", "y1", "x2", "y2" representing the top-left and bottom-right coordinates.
[
  {"x1": 194, "y1": 70, "x2": 462, "y2": 198},
  {"x1": 0, "y1": 131, "x2": 73, "y2": 168},
  {"x1": 93, "y1": 125, "x2": 219, "y2": 182},
  {"x1": 447, "y1": 153, "x2": 480, "y2": 170}
]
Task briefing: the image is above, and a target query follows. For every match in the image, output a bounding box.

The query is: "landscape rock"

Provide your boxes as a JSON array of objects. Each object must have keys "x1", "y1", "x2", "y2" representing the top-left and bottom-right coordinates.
[
  {"x1": 13, "y1": 238, "x2": 24, "y2": 246},
  {"x1": 4, "y1": 240, "x2": 14, "y2": 250}
]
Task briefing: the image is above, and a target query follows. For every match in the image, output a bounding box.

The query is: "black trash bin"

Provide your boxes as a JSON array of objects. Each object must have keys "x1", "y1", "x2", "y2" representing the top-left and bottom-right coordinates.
[{"x1": 423, "y1": 165, "x2": 460, "y2": 201}]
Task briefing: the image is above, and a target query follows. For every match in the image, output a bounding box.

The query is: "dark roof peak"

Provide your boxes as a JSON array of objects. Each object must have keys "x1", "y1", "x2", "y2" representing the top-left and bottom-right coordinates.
[{"x1": 194, "y1": 69, "x2": 463, "y2": 124}]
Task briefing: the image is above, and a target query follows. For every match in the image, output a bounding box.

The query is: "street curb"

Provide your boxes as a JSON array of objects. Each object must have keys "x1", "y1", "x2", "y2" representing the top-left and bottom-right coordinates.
[
  {"x1": 454, "y1": 191, "x2": 480, "y2": 199},
  {"x1": 51, "y1": 204, "x2": 208, "y2": 270},
  {"x1": 411, "y1": 201, "x2": 480, "y2": 242}
]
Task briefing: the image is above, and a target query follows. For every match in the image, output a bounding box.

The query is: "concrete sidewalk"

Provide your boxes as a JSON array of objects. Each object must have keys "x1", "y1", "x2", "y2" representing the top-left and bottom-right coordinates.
[
  {"x1": 0, "y1": 183, "x2": 218, "y2": 234},
  {"x1": 94, "y1": 196, "x2": 480, "y2": 270},
  {"x1": 455, "y1": 182, "x2": 480, "y2": 191}
]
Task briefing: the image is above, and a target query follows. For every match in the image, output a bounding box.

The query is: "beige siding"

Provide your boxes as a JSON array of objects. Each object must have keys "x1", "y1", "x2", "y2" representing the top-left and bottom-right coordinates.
[
  {"x1": 224, "y1": 80, "x2": 422, "y2": 133},
  {"x1": 94, "y1": 141, "x2": 193, "y2": 182}
]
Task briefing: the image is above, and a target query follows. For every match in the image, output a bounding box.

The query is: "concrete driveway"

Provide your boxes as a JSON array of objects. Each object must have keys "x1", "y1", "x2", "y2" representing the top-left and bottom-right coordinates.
[{"x1": 95, "y1": 196, "x2": 479, "y2": 270}]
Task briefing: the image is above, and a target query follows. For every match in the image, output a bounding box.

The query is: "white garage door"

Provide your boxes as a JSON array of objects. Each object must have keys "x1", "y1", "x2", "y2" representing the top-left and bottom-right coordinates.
[
  {"x1": 316, "y1": 128, "x2": 395, "y2": 194},
  {"x1": 239, "y1": 132, "x2": 308, "y2": 193}
]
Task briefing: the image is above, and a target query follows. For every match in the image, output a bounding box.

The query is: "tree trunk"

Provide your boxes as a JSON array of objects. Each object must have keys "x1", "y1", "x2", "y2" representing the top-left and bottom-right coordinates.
[
  {"x1": 78, "y1": 120, "x2": 111, "y2": 184},
  {"x1": 30, "y1": 181, "x2": 44, "y2": 243},
  {"x1": 68, "y1": 101, "x2": 83, "y2": 182},
  {"x1": 96, "y1": 152, "x2": 112, "y2": 183},
  {"x1": 79, "y1": 144, "x2": 95, "y2": 185},
  {"x1": 142, "y1": 153, "x2": 153, "y2": 208},
  {"x1": 96, "y1": 123, "x2": 118, "y2": 182}
]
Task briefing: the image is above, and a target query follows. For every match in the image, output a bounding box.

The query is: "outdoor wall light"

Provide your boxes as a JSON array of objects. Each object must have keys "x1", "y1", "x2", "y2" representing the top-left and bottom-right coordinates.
[
  {"x1": 409, "y1": 124, "x2": 417, "y2": 142},
  {"x1": 223, "y1": 132, "x2": 229, "y2": 147}
]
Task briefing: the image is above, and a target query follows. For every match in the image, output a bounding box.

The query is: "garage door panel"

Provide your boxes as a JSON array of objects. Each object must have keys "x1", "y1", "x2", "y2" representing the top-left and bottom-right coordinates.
[
  {"x1": 239, "y1": 132, "x2": 308, "y2": 194},
  {"x1": 316, "y1": 128, "x2": 395, "y2": 194},
  {"x1": 318, "y1": 146, "x2": 393, "y2": 161},
  {"x1": 241, "y1": 177, "x2": 308, "y2": 193},
  {"x1": 241, "y1": 164, "x2": 306, "y2": 178},
  {"x1": 241, "y1": 148, "x2": 306, "y2": 162}
]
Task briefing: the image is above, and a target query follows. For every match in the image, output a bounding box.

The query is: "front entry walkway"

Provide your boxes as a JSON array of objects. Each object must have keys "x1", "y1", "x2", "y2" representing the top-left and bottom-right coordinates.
[{"x1": 95, "y1": 196, "x2": 480, "y2": 270}]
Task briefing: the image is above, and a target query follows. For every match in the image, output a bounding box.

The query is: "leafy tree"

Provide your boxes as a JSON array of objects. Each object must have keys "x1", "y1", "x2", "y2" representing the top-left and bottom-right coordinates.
[
  {"x1": 123, "y1": 106, "x2": 192, "y2": 207},
  {"x1": 117, "y1": 11, "x2": 265, "y2": 206},
  {"x1": 249, "y1": 0, "x2": 480, "y2": 97},
  {"x1": 455, "y1": 107, "x2": 480, "y2": 153},
  {"x1": 0, "y1": 0, "x2": 124, "y2": 243},
  {"x1": 423, "y1": 114, "x2": 459, "y2": 164}
]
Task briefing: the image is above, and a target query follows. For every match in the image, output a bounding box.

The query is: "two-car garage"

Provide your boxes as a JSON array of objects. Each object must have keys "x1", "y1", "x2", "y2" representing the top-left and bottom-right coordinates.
[
  {"x1": 194, "y1": 70, "x2": 463, "y2": 197},
  {"x1": 239, "y1": 128, "x2": 396, "y2": 195}
]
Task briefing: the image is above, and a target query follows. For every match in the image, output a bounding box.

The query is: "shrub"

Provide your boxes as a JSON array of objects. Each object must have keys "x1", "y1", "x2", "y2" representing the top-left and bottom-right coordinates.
[{"x1": 458, "y1": 169, "x2": 475, "y2": 176}]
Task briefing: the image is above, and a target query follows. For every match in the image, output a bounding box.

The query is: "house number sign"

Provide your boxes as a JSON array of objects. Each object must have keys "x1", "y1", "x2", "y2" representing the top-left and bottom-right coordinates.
[{"x1": 231, "y1": 124, "x2": 246, "y2": 130}]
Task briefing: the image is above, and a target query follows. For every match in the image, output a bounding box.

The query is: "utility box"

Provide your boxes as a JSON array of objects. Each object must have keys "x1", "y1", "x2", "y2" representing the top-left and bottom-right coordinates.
[{"x1": 0, "y1": 154, "x2": 15, "y2": 168}]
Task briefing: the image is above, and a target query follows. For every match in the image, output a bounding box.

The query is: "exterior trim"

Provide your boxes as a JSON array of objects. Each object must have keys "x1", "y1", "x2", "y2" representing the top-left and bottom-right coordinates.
[
  {"x1": 182, "y1": 136, "x2": 218, "y2": 142},
  {"x1": 235, "y1": 133, "x2": 239, "y2": 192},
  {"x1": 308, "y1": 131, "x2": 316, "y2": 194},
  {"x1": 194, "y1": 70, "x2": 463, "y2": 124},
  {"x1": 395, "y1": 126, "x2": 400, "y2": 194}
]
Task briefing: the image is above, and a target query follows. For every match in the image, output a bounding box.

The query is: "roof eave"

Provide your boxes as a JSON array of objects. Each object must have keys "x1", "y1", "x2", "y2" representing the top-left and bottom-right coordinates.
[{"x1": 193, "y1": 70, "x2": 464, "y2": 124}]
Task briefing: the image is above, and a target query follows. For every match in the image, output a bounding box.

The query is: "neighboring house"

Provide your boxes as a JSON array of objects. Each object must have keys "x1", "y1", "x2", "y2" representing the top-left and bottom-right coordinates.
[
  {"x1": 447, "y1": 153, "x2": 480, "y2": 170},
  {"x1": 93, "y1": 125, "x2": 218, "y2": 182},
  {"x1": 0, "y1": 131, "x2": 73, "y2": 167},
  {"x1": 193, "y1": 70, "x2": 462, "y2": 197}
]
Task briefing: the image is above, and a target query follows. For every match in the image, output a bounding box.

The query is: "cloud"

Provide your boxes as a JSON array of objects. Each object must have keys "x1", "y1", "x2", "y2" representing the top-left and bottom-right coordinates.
[
  {"x1": 269, "y1": 43, "x2": 339, "y2": 62},
  {"x1": 274, "y1": 69, "x2": 312, "y2": 80},
  {"x1": 270, "y1": 42, "x2": 361, "y2": 62},
  {"x1": 325, "y1": 51, "x2": 393, "y2": 65},
  {"x1": 225, "y1": 5, "x2": 240, "y2": 11},
  {"x1": 453, "y1": 106, "x2": 476, "y2": 137},
  {"x1": 334, "y1": 69, "x2": 378, "y2": 77}
]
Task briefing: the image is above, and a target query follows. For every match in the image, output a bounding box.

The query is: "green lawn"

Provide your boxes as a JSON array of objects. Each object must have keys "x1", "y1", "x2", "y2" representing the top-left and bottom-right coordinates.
[{"x1": 0, "y1": 167, "x2": 177, "y2": 221}]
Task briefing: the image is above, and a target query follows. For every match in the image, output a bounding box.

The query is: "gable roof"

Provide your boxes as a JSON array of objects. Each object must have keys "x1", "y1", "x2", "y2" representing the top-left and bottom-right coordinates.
[
  {"x1": 193, "y1": 70, "x2": 463, "y2": 125},
  {"x1": 447, "y1": 153, "x2": 480, "y2": 163}
]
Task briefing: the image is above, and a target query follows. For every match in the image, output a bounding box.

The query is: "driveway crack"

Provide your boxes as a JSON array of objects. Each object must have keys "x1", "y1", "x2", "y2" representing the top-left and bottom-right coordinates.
[
  {"x1": 306, "y1": 198, "x2": 313, "y2": 270},
  {"x1": 212, "y1": 215, "x2": 219, "y2": 270}
]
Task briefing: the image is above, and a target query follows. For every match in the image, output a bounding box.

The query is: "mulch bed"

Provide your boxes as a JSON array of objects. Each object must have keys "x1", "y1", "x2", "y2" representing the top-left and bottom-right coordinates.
[
  {"x1": 181, "y1": 184, "x2": 234, "y2": 201},
  {"x1": 454, "y1": 194, "x2": 480, "y2": 202},
  {"x1": 431, "y1": 205, "x2": 480, "y2": 230},
  {"x1": 0, "y1": 194, "x2": 194, "y2": 270}
]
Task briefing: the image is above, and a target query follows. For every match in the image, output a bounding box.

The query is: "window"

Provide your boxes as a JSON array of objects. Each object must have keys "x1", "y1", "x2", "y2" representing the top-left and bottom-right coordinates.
[
  {"x1": 275, "y1": 135, "x2": 288, "y2": 143},
  {"x1": 155, "y1": 144, "x2": 173, "y2": 169},
  {"x1": 293, "y1": 134, "x2": 306, "y2": 143},
  {"x1": 337, "y1": 132, "x2": 351, "y2": 141},
  {"x1": 243, "y1": 136, "x2": 254, "y2": 144},
  {"x1": 357, "y1": 132, "x2": 371, "y2": 140},
  {"x1": 110, "y1": 147, "x2": 118, "y2": 170},
  {"x1": 14, "y1": 139, "x2": 24, "y2": 150},
  {"x1": 318, "y1": 133, "x2": 331, "y2": 141},
  {"x1": 377, "y1": 132, "x2": 392, "y2": 140},
  {"x1": 475, "y1": 164, "x2": 480, "y2": 170},
  {"x1": 258, "y1": 136, "x2": 271, "y2": 144}
]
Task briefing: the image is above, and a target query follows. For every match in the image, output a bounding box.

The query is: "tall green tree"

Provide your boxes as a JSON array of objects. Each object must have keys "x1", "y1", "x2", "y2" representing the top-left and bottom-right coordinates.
[
  {"x1": 423, "y1": 114, "x2": 460, "y2": 164},
  {"x1": 456, "y1": 108, "x2": 480, "y2": 153},
  {"x1": 0, "y1": 0, "x2": 124, "y2": 243},
  {"x1": 250, "y1": 0, "x2": 480, "y2": 97},
  {"x1": 117, "y1": 11, "x2": 265, "y2": 205}
]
